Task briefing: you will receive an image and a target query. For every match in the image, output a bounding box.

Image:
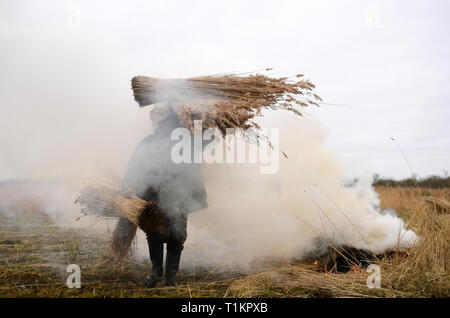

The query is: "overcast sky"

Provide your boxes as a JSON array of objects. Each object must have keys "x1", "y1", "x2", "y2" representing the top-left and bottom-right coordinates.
[{"x1": 0, "y1": 0, "x2": 449, "y2": 180}]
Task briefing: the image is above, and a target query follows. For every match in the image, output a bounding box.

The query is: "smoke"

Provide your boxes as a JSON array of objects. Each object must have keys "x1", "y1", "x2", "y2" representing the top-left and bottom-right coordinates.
[
  {"x1": 0, "y1": 79, "x2": 417, "y2": 272},
  {"x1": 0, "y1": 69, "x2": 418, "y2": 271},
  {"x1": 0, "y1": 45, "x2": 417, "y2": 272},
  {"x1": 131, "y1": 111, "x2": 417, "y2": 271},
  {"x1": 0, "y1": 3, "x2": 417, "y2": 272}
]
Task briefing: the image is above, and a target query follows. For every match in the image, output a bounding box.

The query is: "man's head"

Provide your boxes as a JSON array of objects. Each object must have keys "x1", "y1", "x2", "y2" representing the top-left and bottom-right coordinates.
[{"x1": 149, "y1": 102, "x2": 172, "y2": 123}]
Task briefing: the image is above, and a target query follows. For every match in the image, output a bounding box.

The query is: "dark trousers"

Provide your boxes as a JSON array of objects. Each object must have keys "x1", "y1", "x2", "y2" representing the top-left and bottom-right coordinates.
[{"x1": 146, "y1": 213, "x2": 187, "y2": 279}]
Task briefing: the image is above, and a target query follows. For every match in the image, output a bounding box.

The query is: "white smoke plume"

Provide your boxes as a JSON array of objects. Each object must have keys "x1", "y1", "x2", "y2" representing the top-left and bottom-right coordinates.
[
  {"x1": 0, "y1": 90, "x2": 417, "y2": 272},
  {"x1": 132, "y1": 111, "x2": 417, "y2": 271},
  {"x1": 0, "y1": 51, "x2": 417, "y2": 271},
  {"x1": 0, "y1": 2, "x2": 418, "y2": 272}
]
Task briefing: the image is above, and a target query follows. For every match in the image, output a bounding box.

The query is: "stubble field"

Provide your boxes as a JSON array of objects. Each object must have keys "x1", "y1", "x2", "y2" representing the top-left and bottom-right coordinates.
[{"x1": 0, "y1": 186, "x2": 448, "y2": 298}]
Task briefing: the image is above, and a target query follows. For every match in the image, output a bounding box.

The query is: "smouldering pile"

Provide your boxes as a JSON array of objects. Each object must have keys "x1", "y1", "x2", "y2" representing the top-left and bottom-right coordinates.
[{"x1": 131, "y1": 72, "x2": 322, "y2": 138}]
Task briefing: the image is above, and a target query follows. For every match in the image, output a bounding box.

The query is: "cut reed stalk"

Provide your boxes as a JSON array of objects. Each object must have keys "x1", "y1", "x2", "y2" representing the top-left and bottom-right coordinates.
[{"x1": 131, "y1": 73, "x2": 321, "y2": 138}]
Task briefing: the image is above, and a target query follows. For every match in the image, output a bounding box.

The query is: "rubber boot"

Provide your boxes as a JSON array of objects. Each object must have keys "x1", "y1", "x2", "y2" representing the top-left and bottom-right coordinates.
[
  {"x1": 145, "y1": 237, "x2": 164, "y2": 287},
  {"x1": 165, "y1": 212, "x2": 187, "y2": 286},
  {"x1": 165, "y1": 245, "x2": 182, "y2": 286}
]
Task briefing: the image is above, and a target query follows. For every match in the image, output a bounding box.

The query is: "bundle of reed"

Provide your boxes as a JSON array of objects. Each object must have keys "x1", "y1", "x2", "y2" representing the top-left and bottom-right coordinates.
[
  {"x1": 131, "y1": 72, "x2": 321, "y2": 138},
  {"x1": 75, "y1": 183, "x2": 167, "y2": 258},
  {"x1": 110, "y1": 217, "x2": 138, "y2": 260},
  {"x1": 76, "y1": 183, "x2": 165, "y2": 232}
]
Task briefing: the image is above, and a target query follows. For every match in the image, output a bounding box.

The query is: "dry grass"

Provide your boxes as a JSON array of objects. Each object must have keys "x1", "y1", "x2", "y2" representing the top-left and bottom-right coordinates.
[
  {"x1": 375, "y1": 186, "x2": 450, "y2": 215},
  {"x1": 0, "y1": 186, "x2": 448, "y2": 297},
  {"x1": 225, "y1": 268, "x2": 401, "y2": 298},
  {"x1": 374, "y1": 186, "x2": 450, "y2": 297},
  {"x1": 219, "y1": 187, "x2": 450, "y2": 298}
]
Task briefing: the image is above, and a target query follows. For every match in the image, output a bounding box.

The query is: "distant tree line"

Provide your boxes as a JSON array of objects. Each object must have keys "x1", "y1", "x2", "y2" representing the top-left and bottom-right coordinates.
[{"x1": 372, "y1": 173, "x2": 450, "y2": 189}]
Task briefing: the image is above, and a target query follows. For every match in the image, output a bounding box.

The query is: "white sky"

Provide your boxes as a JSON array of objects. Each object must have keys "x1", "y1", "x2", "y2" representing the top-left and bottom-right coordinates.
[{"x1": 0, "y1": 0, "x2": 449, "y2": 179}]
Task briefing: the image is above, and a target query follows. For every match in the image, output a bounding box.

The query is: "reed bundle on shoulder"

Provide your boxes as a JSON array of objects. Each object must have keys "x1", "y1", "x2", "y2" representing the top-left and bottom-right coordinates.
[{"x1": 131, "y1": 71, "x2": 321, "y2": 138}]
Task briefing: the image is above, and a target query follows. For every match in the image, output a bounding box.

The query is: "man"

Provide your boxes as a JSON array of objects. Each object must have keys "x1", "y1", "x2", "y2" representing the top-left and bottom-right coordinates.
[{"x1": 121, "y1": 102, "x2": 208, "y2": 287}]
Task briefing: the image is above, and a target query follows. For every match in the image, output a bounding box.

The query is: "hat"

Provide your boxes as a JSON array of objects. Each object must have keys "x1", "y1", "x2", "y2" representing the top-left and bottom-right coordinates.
[{"x1": 149, "y1": 102, "x2": 172, "y2": 123}]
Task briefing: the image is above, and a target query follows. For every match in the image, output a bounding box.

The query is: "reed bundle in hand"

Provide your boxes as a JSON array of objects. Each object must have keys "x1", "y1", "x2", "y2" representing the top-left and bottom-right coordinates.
[
  {"x1": 76, "y1": 183, "x2": 166, "y2": 233},
  {"x1": 131, "y1": 72, "x2": 322, "y2": 137},
  {"x1": 75, "y1": 183, "x2": 166, "y2": 258}
]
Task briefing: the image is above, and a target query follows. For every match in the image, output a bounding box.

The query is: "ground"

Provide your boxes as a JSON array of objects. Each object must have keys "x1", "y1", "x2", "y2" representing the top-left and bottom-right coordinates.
[{"x1": 0, "y1": 187, "x2": 448, "y2": 298}]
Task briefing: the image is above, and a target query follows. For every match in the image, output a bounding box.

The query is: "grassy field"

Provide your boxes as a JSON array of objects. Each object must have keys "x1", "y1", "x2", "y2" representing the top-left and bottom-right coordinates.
[{"x1": 0, "y1": 186, "x2": 448, "y2": 298}]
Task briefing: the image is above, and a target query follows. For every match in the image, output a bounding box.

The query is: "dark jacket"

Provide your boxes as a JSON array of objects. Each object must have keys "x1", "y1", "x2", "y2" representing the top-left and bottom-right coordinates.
[{"x1": 122, "y1": 114, "x2": 208, "y2": 216}]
